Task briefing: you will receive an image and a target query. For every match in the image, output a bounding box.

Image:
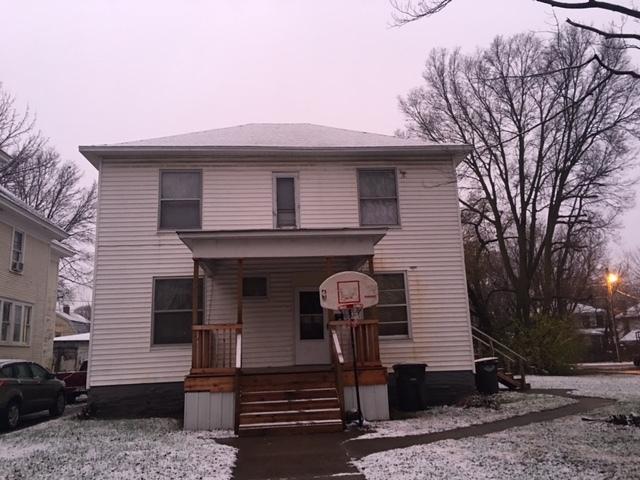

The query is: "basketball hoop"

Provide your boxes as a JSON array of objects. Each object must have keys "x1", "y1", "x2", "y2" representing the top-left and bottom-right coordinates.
[{"x1": 319, "y1": 271, "x2": 379, "y2": 428}]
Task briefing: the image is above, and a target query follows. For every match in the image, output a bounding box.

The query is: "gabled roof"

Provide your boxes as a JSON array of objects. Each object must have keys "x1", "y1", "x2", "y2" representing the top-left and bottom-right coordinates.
[
  {"x1": 56, "y1": 310, "x2": 91, "y2": 325},
  {"x1": 79, "y1": 123, "x2": 471, "y2": 167},
  {"x1": 0, "y1": 184, "x2": 69, "y2": 241}
]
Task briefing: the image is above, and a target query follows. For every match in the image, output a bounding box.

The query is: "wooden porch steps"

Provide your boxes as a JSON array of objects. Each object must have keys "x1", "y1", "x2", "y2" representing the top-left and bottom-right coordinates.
[
  {"x1": 238, "y1": 370, "x2": 343, "y2": 436},
  {"x1": 497, "y1": 370, "x2": 530, "y2": 391}
]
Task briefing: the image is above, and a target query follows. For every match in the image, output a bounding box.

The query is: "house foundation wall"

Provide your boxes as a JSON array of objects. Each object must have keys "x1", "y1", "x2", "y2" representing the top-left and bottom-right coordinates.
[
  {"x1": 184, "y1": 392, "x2": 235, "y2": 430},
  {"x1": 88, "y1": 382, "x2": 184, "y2": 418},
  {"x1": 344, "y1": 384, "x2": 390, "y2": 421}
]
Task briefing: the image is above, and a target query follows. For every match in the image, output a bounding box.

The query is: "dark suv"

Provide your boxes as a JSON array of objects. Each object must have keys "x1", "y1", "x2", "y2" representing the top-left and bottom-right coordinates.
[{"x1": 0, "y1": 359, "x2": 66, "y2": 429}]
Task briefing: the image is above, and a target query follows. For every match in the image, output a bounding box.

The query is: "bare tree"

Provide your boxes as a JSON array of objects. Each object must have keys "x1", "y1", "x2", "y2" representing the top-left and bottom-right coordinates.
[
  {"x1": 0, "y1": 84, "x2": 96, "y2": 295},
  {"x1": 0, "y1": 84, "x2": 46, "y2": 183},
  {"x1": 391, "y1": 0, "x2": 640, "y2": 78},
  {"x1": 400, "y1": 27, "x2": 640, "y2": 326},
  {"x1": 5, "y1": 148, "x2": 97, "y2": 291}
]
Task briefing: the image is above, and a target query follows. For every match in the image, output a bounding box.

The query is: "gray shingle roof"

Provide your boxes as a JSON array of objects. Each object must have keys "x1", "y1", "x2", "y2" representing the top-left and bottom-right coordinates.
[{"x1": 111, "y1": 123, "x2": 437, "y2": 148}]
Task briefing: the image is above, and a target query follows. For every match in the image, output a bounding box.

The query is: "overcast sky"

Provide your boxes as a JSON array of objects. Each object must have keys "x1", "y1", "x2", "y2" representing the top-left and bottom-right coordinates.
[{"x1": 1, "y1": 0, "x2": 637, "y2": 253}]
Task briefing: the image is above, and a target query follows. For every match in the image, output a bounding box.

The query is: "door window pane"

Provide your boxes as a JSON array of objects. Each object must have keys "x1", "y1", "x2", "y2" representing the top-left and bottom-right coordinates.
[
  {"x1": 14, "y1": 363, "x2": 32, "y2": 379},
  {"x1": 299, "y1": 292, "x2": 324, "y2": 340},
  {"x1": 30, "y1": 363, "x2": 48, "y2": 380}
]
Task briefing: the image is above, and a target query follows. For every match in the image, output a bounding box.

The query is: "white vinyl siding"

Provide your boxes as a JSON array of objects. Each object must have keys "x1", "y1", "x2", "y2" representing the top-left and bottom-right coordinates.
[{"x1": 89, "y1": 158, "x2": 474, "y2": 387}]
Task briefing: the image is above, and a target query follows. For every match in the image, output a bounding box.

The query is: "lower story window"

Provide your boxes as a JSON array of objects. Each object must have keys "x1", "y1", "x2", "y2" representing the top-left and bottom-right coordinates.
[
  {"x1": 0, "y1": 299, "x2": 32, "y2": 345},
  {"x1": 153, "y1": 277, "x2": 203, "y2": 345},
  {"x1": 366, "y1": 273, "x2": 409, "y2": 337}
]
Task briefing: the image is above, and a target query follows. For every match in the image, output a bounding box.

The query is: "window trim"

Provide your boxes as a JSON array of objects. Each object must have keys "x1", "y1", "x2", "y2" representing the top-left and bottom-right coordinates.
[
  {"x1": 150, "y1": 276, "x2": 205, "y2": 347},
  {"x1": 372, "y1": 271, "x2": 411, "y2": 340},
  {"x1": 157, "y1": 169, "x2": 203, "y2": 232},
  {"x1": 356, "y1": 167, "x2": 401, "y2": 228},
  {"x1": 242, "y1": 275, "x2": 270, "y2": 300},
  {"x1": 272, "y1": 172, "x2": 300, "y2": 229},
  {"x1": 10, "y1": 228, "x2": 25, "y2": 274},
  {"x1": 0, "y1": 297, "x2": 32, "y2": 346}
]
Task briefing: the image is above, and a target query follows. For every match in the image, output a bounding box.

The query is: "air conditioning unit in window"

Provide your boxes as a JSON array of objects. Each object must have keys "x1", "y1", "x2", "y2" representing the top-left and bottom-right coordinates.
[{"x1": 11, "y1": 261, "x2": 23, "y2": 273}]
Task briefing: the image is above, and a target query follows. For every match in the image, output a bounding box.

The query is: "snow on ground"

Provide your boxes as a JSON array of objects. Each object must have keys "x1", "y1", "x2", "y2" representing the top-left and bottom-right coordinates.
[
  {"x1": 529, "y1": 374, "x2": 640, "y2": 401},
  {"x1": 0, "y1": 416, "x2": 236, "y2": 480},
  {"x1": 354, "y1": 400, "x2": 640, "y2": 480},
  {"x1": 356, "y1": 392, "x2": 575, "y2": 439}
]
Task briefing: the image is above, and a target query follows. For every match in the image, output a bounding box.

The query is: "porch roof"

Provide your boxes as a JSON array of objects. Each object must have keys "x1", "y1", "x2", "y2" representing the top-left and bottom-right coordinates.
[{"x1": 177, "y1": 228, "x2": 387, "y2": 259}]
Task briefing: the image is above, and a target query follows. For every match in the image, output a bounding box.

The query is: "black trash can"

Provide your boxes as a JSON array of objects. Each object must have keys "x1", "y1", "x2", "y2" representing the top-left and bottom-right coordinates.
[
  {"x1": 393, "y1": 363, "x2": 427, "y2": 411},
  {"x1": 474, "y1": 357, "x2": 499, "y2": 394}
]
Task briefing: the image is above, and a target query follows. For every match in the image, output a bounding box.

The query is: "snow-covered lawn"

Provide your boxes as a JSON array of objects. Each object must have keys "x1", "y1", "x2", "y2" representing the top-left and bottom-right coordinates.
[
  {"x1": 357, "y1": 392, "x2": 576, "y2": 439},
  {"x1": 355, "y1": 375, "x2": 640, "y2": 479},
  {"x1": 354, "y1": 400, "x2": 640, "y2": 480},
  {"x1": 0, "y1": 416, "x2": 236, "y2": 480},
  {"x1": 529, "y1": 374, "x2": 640, "y2": 401}
]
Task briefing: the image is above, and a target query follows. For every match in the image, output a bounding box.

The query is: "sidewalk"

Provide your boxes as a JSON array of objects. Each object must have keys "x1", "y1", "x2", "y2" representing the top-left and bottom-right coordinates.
[{"x1": 219, "y1": 390, "x2": 614, "y2": 480}]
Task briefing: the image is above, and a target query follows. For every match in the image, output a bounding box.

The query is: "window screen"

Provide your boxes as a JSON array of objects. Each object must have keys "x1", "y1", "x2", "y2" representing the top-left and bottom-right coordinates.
[
  {"x1": 159, "y1": 171, "x2": 202, "y2": 229},
  {"x1": 358, "y1": 170, "x2": 399, "y2": 226},
  {"x1": 275, "y1": 176, "x2": 297, "y2": 228},
  {"x1": 153, "y1": 278, "x2": 203, "y2": 344}
]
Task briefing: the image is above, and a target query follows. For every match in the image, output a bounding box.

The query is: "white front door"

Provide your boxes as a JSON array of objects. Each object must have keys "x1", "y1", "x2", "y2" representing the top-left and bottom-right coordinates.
[{"x1": 294, "y1": 288, "x2": 330, "y2": 365}]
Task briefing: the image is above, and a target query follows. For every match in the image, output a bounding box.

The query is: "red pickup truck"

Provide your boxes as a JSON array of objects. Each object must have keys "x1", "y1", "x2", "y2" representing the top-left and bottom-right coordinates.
[{"x1": 55, "y1": 361, "x2": 87, "y2": 403}]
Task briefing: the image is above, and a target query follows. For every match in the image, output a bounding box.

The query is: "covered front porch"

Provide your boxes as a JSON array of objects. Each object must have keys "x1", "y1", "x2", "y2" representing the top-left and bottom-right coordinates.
[{"x1": 178, "y1": 229, "x2": 390, "y2": 434}]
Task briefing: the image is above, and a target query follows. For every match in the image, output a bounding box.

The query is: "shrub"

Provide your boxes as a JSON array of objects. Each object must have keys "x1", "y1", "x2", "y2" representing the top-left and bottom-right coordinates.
[{"x1": 511, "y1": 314, "x2": 585, "y2": 375}]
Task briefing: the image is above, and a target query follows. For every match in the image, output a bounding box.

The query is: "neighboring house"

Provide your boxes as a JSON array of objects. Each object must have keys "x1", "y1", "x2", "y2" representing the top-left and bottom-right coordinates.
[
  {"x1": 53, "y1": 332, "x2": 90, "y2": 372},
  {"x1": 0, "y1": 179, "x2": 73, "y2": 369},
  {"x1": 80, "y1": 123, "x2": 475, "y2": 433},
  {"x1": 55, "y1": 305, "x2": 91, "y2": 337}
]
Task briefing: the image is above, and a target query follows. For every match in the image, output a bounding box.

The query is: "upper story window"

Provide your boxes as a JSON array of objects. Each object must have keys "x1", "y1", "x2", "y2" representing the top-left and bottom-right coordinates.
[
  {"x1": 358, "y1": 169, "x2": 400, "y2": 226},
  {"x1": 0, "y1": 298, "x2": 32, "y2": 345},
  {"x1": 152, "y1": 277, "x2": 203, "y2": 345},
  {"x1": 10, "y1": 229, "x2": 24, "y2": 273},
  {"x1": 159, "y1": 171, "x2": 202, "y2": 230},
  {"x1": 273, "y1": 173, "x2": 298, "y2": 228}
]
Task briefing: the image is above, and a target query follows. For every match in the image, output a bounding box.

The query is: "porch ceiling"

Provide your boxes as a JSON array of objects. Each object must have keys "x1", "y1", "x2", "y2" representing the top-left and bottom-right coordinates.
[{"x1": 177, "y1": 228, "x2": 387, "y2": 259}]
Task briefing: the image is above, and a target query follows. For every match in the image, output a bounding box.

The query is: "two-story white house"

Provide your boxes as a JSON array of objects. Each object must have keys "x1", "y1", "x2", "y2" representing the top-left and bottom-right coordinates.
[{"x1": 80, "y1": 123, "x2": 475, "y2": 434}]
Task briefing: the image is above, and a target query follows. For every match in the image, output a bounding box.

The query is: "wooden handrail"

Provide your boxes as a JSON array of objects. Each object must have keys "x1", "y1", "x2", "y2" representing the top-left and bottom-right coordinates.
[
  {"x1": 471, "y1": 325, "x2": 530, "y2": 389},
  {"x1": 472, "y1": 326, "x2": 528, "y2": 363},
  {"x1": 329, "y1": 327, "x2": 345, "y2": 426},
  {"x1": 191, "y1": 323, "x2": 242, "y2": 373},
  {"x1": 235, "y1": 332, "x2": 242, "y2": 369}
]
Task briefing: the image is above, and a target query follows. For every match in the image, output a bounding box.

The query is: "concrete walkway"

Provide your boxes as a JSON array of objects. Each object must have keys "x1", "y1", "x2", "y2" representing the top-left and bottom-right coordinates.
[{"x1": 219, "y1": 390, "x2": 614, "y2": 480}]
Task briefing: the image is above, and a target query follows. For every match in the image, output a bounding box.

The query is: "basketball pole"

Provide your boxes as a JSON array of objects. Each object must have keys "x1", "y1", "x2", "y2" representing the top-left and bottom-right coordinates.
[{"x1": 349, "y1": 308, "x2": 364, "y2": 427}]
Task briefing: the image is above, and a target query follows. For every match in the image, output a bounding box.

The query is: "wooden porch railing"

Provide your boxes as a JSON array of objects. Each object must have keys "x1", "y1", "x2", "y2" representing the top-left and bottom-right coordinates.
[
  {"x1": 328, "y1": 320, "x2": 381, "y2": 367},
  {"x1": 191, "y1": 323, "x2": 242, "y2": 374}
]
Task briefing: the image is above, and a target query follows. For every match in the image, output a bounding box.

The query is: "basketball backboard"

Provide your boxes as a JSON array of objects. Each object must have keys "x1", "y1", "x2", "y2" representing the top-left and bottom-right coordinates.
[{"x1": 319, "y1": 271, "x2": 379, "y2": 311}]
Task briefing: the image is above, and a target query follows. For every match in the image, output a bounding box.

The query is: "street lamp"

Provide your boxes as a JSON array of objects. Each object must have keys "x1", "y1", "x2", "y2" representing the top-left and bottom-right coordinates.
[{"x1": 605, "y1": 270, "x2": 621, "y2": 362}]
